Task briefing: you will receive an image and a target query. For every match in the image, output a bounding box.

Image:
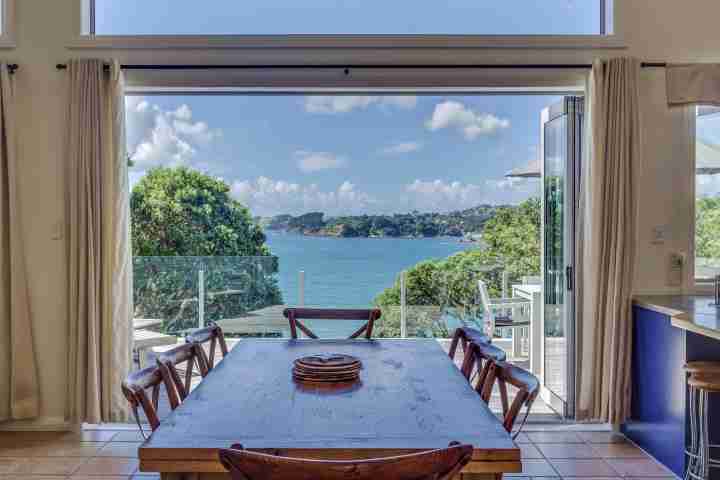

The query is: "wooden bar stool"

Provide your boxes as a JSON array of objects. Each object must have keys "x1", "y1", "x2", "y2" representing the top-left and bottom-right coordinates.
[{"x1": 685, "y1": 362, "x2": 720, "y2": 480}]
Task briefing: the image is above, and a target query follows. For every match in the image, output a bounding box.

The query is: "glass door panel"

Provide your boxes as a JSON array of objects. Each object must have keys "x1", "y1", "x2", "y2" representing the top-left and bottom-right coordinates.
[{"x1": 541, "y1": 97, "x2": 582, "y2": 417}]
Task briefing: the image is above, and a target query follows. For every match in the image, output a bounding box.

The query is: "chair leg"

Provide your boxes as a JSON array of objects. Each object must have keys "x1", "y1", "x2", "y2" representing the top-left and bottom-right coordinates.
[{"x1": 512, "y1": 328, "x2": 521, "y2": 359}]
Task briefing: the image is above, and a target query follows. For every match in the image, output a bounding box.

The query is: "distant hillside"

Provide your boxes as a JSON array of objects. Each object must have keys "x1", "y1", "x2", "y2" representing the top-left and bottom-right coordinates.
[{"x1": 256, "y1": 205, "x2": 505, "y2": 239}]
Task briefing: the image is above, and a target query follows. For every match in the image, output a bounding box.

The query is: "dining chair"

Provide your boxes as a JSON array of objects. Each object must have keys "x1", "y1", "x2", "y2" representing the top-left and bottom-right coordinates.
[
  {"x1": 480, "y1": 361, "x2": 540, "y2": 438},
  {"x1": 156, "y1": 342, "x2": 210, "y2": 401},
  {"x1": 219, "y1": 442, "x2": 473, "y2": 480},
  {"x1": 448, "y1": 327, "x2": 491, "y2": 380},
  {"x1": 283, "y1": 307, "x2": 382, "y2": 340},
  {"x1": 467, "y1": 341, "x2": 507, "y2": 399},
  {"x1": 186, "y1": 322, "x2": 229, "y2": 370},
  {"x1": 121, "y1": 364, "x2": 180, "y2": 436},
  {"x1": 477, "y1": 279, "x2": 531, "y2": 358}
]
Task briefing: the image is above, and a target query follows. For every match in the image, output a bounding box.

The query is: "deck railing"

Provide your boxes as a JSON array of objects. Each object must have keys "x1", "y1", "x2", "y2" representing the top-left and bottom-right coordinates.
[{"x1": 133, "y1": 256, "x2": 506, "y2": 340}]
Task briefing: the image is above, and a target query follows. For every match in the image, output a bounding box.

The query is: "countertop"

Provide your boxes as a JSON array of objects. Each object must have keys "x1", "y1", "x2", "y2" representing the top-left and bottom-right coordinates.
[{"x1": 633, "y1": 295, "x2": 720, "y2": 341}]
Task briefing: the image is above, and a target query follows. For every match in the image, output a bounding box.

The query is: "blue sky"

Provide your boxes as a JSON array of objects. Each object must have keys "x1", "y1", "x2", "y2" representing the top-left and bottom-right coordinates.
[
  {"x1": 126, "y1": 94, "x2": 561, "y2": 216},
  {"x1": 97, "y1": 0, "x2": 600, "y2": 35}
]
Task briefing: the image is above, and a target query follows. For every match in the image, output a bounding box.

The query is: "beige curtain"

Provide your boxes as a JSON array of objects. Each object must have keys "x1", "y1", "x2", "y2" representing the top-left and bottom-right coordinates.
[
  {"x1": 0, "y1": 64, "x2": 41, "y2": 421},
  {"x1": 666, "y1": 63, "x2": 720, "y2": 106},
  {"x1": 66, "y1": 59, "x2": 132, "y2": 424},
  {"x1": 576, "y1": 57, "x2": 641, "y2": 424}
]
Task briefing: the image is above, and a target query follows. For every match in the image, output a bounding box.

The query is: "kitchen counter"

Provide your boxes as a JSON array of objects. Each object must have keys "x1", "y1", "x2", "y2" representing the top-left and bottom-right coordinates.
[
  {"x1": 625, "y1": 295, "x2": 720, "y2": 479},
  {"x1": 633, "y1": 295, "x2": 720, "y2": 341}
]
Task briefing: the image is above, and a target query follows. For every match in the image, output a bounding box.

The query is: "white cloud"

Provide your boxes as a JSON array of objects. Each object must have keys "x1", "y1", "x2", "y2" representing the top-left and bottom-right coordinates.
[
  {"x1": 304, "y1": 95, "x2": 417, "y2": 114},
  {"x1": 381, "y1": 141, "x2": 423, "y2": 156},
  {"x1": 295, "y1": 150, "x2": 348, "y2": 173},
  {"x1": 426, "y1": 101, "x2": 510, "y2": 140},
  {"x1": 230, "y1": 177, "x2": 376, "y2": 216},
  {"x1": 126, "y1": 99, "x2": 223, "y2": 172},
  {"x1": 228, "y1": 175, "x2": 538, "y2": 217},
  {"x1": 403, "y1": 178, "x2": 538, "y2": 212}
]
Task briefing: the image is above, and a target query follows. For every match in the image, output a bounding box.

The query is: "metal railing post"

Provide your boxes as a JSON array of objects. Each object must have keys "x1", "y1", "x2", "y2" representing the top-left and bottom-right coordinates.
[
  {"x1": 298, "y1": 270, "x2": 305, "y2": 306},
  {"x1": 198, "y1": 269, "x2": 205, "y2": 329},
  {"x1": 400, "y1": 270, "x2": 407, "y2": 339}
]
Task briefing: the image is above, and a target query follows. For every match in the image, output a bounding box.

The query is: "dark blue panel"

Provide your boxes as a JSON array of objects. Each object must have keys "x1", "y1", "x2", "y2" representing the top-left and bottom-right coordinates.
[
  {"x1": 686, "y1": 330, "x2": 720, "y2": 476},
  {"x1": 622, "y1": 306, "x2": 686, "y2": 477}
]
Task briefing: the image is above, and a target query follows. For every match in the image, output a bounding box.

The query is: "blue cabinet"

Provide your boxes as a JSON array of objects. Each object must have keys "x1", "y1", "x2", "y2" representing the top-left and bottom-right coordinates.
[{"x1": 624, "y1": 305, "x2": 720, "y2": 478}]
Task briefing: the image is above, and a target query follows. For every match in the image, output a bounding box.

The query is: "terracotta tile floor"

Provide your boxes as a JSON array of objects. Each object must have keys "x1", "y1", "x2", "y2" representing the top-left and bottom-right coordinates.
[{"x1": 0, "y1": 426, "x2": 676, "y2": 479}]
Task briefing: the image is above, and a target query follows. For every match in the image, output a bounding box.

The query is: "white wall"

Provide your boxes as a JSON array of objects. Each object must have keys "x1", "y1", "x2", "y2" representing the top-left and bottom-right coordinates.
[{"x1": 5, "y1": 0, "x2": 719, "y2": 427}]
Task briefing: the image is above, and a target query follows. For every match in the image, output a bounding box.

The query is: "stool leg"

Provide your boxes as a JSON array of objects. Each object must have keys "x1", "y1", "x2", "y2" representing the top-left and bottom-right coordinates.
[
  {"x1": 702, "y1": 390, "x2": 711, "y2": 480},
  {"x1": 687, "y1": 386, "x2": 698, "y2": 480}
]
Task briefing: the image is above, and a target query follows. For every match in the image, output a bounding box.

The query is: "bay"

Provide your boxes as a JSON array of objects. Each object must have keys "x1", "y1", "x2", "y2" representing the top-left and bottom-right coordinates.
[{"x1": 265, "y1": 230, "x2": 477, "y2": 308}]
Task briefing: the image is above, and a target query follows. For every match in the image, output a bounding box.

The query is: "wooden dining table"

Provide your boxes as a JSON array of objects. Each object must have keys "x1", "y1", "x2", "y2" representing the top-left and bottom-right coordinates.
[{"x1": 139, "y1": 338, "x2": 521, "y2": 479}]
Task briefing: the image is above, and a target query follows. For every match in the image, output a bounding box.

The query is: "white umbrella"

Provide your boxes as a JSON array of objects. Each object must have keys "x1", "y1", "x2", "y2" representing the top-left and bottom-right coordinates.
[
  {"x1": 503, "y1": 140, "x2": 720, "y2": 178},
  {"x1": 505, "y1": 159, "x2": 540, "y2": 179},
  {"x1": 697, "y1": 140, "x2": 720, "y2": 175}
]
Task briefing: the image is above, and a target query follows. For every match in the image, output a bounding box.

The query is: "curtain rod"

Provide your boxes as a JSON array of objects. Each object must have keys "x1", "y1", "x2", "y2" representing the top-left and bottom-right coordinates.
[{"x1": 54, "y1": 62, "x2": 669, "y2": 72}]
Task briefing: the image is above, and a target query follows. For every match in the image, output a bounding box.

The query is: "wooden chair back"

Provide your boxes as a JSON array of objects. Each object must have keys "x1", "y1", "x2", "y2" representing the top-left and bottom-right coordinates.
[
  {"x1": 468, "y1": 342, "x2": 507, "y2": 400},
  {"x1": 283, "y1": 308, "x2": 382, "y2": 340},
  {"x1": 219, "y1": 442, "x2": 473, "y2": 480},
  {"x1": 156, "y1": 343, "x2": 210, "y2": 401},
  {"x1": 448, "y1": 327, "x2": 491, "y2": 380},
  {"x1": 480, "y1": 361, "x2": 540, "y2": 436},
  {"x1": 121, "y1": 365, "x2": 179, "y2": 432},
  {"x1": 186, "y1": 322, "x2": 229, "y2": 370}
]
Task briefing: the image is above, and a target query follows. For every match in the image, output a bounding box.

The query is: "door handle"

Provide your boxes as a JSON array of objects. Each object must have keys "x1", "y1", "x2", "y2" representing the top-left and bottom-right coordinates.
[{"x1": 566, "y1": 266, "x2": 573, "y2": 291}]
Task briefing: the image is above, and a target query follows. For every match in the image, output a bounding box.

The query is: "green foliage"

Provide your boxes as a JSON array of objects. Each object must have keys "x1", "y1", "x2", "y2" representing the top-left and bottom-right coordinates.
[
  {"x1": 131, "y1": 167, "x2": 282, "y2": 334},
  {"x1": 263, "y1": 205, "x2": 502, "y2": 238},
  {"x1": 372, "y1": 198, "x2": 541, "y2": 338},
  {"x1": 131, "y1": 167, "x2": 269, "y2": 257},
  {"x1": 697, "y1": 197, "x2": 720, "y2": 260}
]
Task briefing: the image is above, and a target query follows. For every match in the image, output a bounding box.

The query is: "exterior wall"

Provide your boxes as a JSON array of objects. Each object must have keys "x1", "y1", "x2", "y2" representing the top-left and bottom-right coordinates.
[{"x1": 5, "y1": 0, "x2": 719, "y2": 427}]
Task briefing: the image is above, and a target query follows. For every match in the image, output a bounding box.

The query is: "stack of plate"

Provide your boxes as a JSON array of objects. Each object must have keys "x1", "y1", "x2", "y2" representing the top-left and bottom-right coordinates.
[{"x1": 293, "y1": 354, "x2": 362, "y2": 384}]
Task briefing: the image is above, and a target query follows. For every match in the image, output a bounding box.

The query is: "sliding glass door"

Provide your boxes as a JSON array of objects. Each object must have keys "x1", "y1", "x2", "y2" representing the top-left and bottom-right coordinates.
[{"x1": 541, "y1": 97, "x2": 583, "y2": 418}]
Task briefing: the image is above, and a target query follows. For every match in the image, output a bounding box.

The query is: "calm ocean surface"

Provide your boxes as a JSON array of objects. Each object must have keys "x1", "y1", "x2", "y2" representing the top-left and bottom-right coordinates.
[{"x1": 265, "y1": 231, "x2": 476, "y2": 308}]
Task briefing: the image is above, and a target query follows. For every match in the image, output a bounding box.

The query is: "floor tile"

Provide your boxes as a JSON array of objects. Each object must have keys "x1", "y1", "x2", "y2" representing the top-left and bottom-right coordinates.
[
  {"x1": 590, "y1": 442, "x2": 650, "y2": 459},
  {"x1": 514, "y1": 459, "x2": 559, "y2": 476},
  {"x1": 526, "y1": 431, "x2": 585, "y2": 444},
  {"x1": 519, "y1": 442, "x2": 544, "y2": 459},
  {"x1": 69, "y1": 477, "x2": 130, "y2": 480},
  {"x1": 536, "y1": 443, "x2": 600, "y2": 459},
  {"x1": 62, "y1": 430, "x2": 119, "y2": 443},
  {"x1": 98, "y1": 442, "x2": 142, "y2": 457},
  {"x1": 69, "y1": 475, "x2": 130, "y2": 480},
  {"x1": 0, "y1": 476, "x2": 67, "y2": 479},
  {"x1": 562, "y1": 477, "x2": 622, "y2": 480},
  {"x1": 549, "y1": 459, "x2": 619, "y2": 477},
  {"x1": 605, "y1": 458, "x2": 674, "y2": 477},
  {"x1": 578, "y1": 431, "x2": 629, "y2": 444},
  {"x1": 0, "y1": 441, "x2": 104, "y2": 457},
  {"x1": 10, "y1": 457, "x2": 88, "y2": 475},
  {"x1": 111, "y1": 430, "x2": 146, "y2": 442},
  {"x1": 73, "y1": 457, "x2": 139, "y2": 476},
  {"x1": 0, "y1": 458, "x2": 23, "y2": 474}
]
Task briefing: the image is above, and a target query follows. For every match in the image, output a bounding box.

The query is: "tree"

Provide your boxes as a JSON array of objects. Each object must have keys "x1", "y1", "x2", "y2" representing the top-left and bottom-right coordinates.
[
  {"x1": 372, "y1": 198, "x2": 541, "y2": 337},
  {"x1": 697, "y1": 197, "x2": 720, "y2": 261},
  {"x1": 131, "y1": 167, "x2": 281, "y2": 334},
  {"x1": 131, "y1": 167, "x2": 269, "y2": 257}
]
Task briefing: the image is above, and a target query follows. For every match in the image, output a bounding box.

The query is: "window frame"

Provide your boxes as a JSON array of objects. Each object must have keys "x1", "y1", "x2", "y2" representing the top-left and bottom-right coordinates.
[
  {"x1": 0, "y1": 0, "x2": 15, "y2": 49},
  {"x1": 693, "y1": 106, "x2": 720, "y2": 290},
  {"x1": 75, "y1": 0, "x2": 620, "y2": 50}
]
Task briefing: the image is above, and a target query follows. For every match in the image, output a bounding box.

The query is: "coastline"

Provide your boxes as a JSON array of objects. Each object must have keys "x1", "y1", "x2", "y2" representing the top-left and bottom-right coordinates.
[{"x1": 265, "y1": 229, "x2": 481, "y2": 243}]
